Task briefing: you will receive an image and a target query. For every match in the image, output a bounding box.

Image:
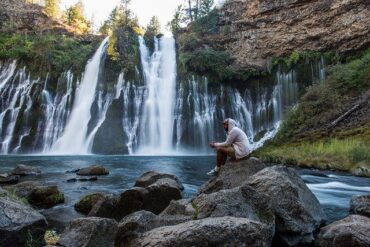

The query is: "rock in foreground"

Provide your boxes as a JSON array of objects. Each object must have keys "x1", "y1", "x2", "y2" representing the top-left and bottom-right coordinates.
[
  {"x1": 0, "y1": 173, "x2": 20, "y2": 184},
  {"x1": 134, "y1": 171, "x2": 184, "y2": 190},
  {"x1": 248, "y1": 166, "x2": 326, "y2": 246},
  {"x1": 319, "y1": 215, "x2": 370, "y2": 247},
  {"x1": 57, "y1": 217, "x2": 118, "y2": 247},
  {"x1": 0, "y1": 195, "x2": 48, "y2": 246},
  {"x1": 28, "y1": 185, "x2": 64, "y2": 209},
  {"x1": 74, "y1": 192, "x2": 107, "y2": 215},
  {"x1": 128, "y1": 216, "x2": 273, "y2": 247},
  {"x1": 350, "y1": 195, "x2": 370, "y2": 217},
  {"x1": 76, "y1": 165, "x2": 109, "y2": 176}
]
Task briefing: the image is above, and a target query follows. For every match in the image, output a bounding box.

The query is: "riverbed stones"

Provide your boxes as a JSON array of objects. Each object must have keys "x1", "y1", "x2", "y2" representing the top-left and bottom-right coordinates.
[
  {"x1": 88, "y1": 195, "x2": 120, "y2": 219},
  {"x1": 57, "y1": 217, "x2": 118, "y2": 247},
  {"x1": 0, "y1": 195, "x2": 48, "y2": 247},
  {"x1": 134, "y1": 171, "x2": 184, "y2": 190},
  {"x1": 197, "y1": 157, "x2": 267, "y2": 194},
  {"x1": 350, "y1": 195, "x2": 370, "y2": 217},
  {"x1": 128, "y1": 216, "x2": 273, "y2": 247},
  {"x1": 0, "y1": 173, "x2": 20, "y2": 184},
  {"x1": 28, "y1": 185, "x2": 64, "y2": 209},
  {"x1": 247, "y1": 165, "x2": 326, "y2": 247},
  {"x1": 66, "y1": 176, "x2": 98, "y2": 183},
  {"x1": 11, "y1": 164, "x2": 41, "y2": 176},
  {"x1": 5, "y1": 181, "x2": 42, "y2": 198},
  {"x1": 76, "y1": 165, "x2": 109, "y2": 176},
  {"x1": 318, "y1": 215, "x2": 370, "y2": 247},
  {"x1": 75, "y1": 192, "x2": 107, "y2": 215}
]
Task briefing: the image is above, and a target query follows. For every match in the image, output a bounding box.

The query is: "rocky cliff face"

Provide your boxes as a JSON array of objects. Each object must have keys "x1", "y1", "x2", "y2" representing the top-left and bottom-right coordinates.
[{"x1": 216, "y1": 0, "x2": 370, "y2": 69}]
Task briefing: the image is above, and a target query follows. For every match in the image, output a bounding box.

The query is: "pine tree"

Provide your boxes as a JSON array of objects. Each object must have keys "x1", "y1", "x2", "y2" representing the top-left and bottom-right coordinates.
[
  {"x1": 44, "y1": 0, "x2": 61, "y2": 18},
  {"x1": 146, "y1": 16, "x2": 161, "y2": 35}
]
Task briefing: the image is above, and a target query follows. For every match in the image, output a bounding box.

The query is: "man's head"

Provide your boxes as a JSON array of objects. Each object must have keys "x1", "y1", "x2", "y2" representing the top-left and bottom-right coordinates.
[{"x1": 222, "y1": 119, "x2": 229, "y2": 132}]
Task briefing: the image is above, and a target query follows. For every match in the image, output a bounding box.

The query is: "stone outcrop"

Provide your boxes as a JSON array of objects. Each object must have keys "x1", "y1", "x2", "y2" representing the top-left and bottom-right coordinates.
[
  {"x1": 350, "y1": 195, "x2": 370, "y2": 218},
  {"x1": 247, "y1": 165, "x2": 326, "y2": 246},
  {"x1": 74, "y1": 192, "x2": 107, "y2": 215},
  {"x1": 28, "y1": 185, "x2": 64, "y2": 209},
  {"x1": 5, "y1": 181, "x2": 42, "y2": 198},
  {"x1": 57, "y1": 217, "x2": 118, "y2": 247},
  {"x1": 134, "y1": 171, "x2": 184, "y2": 191},
  {"x1": 128, "y1": 216, "x2": 273, "y2": 247},
  {"x1": 318, "y1": 215, "x2": 370, "y2": 247},
  {"x1": 214, "y1": 0, "x2": 370, "y2": 69},
  {"x1": 0, "y1": 194, "x2": 48, "y2": 246},
  {"x1": 0, "y1": 173, "x2": 20, "y2": 184}
]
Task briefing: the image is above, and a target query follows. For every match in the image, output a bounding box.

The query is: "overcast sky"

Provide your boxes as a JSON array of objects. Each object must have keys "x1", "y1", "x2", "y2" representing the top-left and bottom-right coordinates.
[{"x1": 60, "y1": 0, "x2": 183, "y2": 31}]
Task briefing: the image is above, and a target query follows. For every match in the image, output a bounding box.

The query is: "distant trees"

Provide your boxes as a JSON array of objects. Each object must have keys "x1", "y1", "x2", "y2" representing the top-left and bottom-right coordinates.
[
  {"x1": 146, "y1": 16, "x2": 161, "y2": 36},
  {"x1": 64, "y1": 1, "x2": 91, "y2": 34},
  {"x1": 43, "y1": 0, "x2": 61, "y2": 18}
]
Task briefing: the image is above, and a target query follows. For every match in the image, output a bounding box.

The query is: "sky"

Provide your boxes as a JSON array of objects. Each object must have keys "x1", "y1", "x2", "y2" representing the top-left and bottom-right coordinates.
[{"x1": 60, "y1": 0, "x2": 184, "y2": 31}]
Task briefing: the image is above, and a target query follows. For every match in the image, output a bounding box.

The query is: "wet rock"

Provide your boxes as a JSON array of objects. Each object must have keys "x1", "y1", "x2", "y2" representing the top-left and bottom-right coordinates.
[
  {"x1": 350, "y1": 195, "x2": 370, "y2": 217},
  {"x1": 57, "y1": 217, "x2": 118, "y2": 247},
  {"x1": 247, "y1": 165, "x2": 326, "y2": 247},
  {"x1": 76, "y1": 165, "x2": 109, "y2": 176},
  {"x1": 115, "y1": 210, "x2": 189, "y2": 246},
  {"x1": 5, "y1": 181, "x2": 42, "y2": 198},
  {"x1": 318, "y1": 215, "x2": 370, "y2": 247},
  {"x1": 0, "y1": 173, "x2": 20, "y2": 184},
  {"x1": 0, "y1": 195, "x2": 48, "y2": 247},
  {"x1": 66, "y1": 168, "x2": 81, "y2": 173},
  {"x1": 74, "y1": 192, "x2": 107, "y2": 215},
  {"x1": 128, "y1": 216, "x2": 273, "y2": 247},
  {"x1": 66, "y1": 176, "x2": 98, "y2": 183},
  {"x1": 350, "y1": 164, "x2": 370, "y2": 177},
  {"x1": 28, "y1": 185, "x2": 64, "y2": 209},
  {"x1": 134, "y1": 171, "x2": 184, "y2": 190},
  {"x1": 88, "y1": 195, "x2": 120, "y2": 219},
  {"x1": 11, "y1": 164, "x2": 41, "y2": 176},
  {"x1": 197, "y1": 157, "x2": 266, "y2": 194}
]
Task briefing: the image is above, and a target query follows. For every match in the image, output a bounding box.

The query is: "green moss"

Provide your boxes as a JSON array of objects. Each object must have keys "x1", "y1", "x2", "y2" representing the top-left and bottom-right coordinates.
[
  {"x1": 0, "y1": 33, "x2": 100, "y2": 78},
  {"x1": 191, "y1": 201, "x2": 200, "y2": 220}
]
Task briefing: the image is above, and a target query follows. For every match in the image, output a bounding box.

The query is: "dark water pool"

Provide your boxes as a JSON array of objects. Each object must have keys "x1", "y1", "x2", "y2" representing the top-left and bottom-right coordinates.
[{"x1": 0, "y1": 155, "x2": 369, "y2": 230}]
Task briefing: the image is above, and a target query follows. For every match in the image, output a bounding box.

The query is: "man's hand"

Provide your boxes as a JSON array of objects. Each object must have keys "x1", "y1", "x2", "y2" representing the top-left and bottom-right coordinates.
[{"x1": 209, "y1": 142, "x2": 216, "y2": 148}]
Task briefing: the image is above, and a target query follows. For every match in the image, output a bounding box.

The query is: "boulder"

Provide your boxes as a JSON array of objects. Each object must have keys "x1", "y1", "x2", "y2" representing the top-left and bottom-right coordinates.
[
  {"x1": 134, "y1": 171, "x2": 184, "y2": 190},
  {"x1": 115, "y1": 210, "x2": 189, "y2": 246},
  {"x1": 318, "y1": 215, "x2": 370, "y2": 247},
  {"x1": 160, "y1": 199, "x2": 196, "y2": 218},
  {"x1": 128, "y1": 216, "x2": 273, "y2": 247},
  {"x1": 88, "y1": 195, "x2": 120, "y2": 219},
  {"x1": 247, "y1": 166, "x2": 326, "y2": 247},
  {"x1": 350, "y1": 195, "x2": 370, "y2": 217},
  {"x1": 76, "y1": 165, "x2": 109, "y2": 176},
  {"x1": 192, "y1": 184, "x2": 275, "y2": 227},
  {"x1": 28, "y1": 185, "x2": 64, "y2": 209},
  {"x1": 0, "y1": 195, "x2": 48, "y2": 246},
  {"x1": 11, "y1": 164, "x2": 41, "y2": 176},
  {"x1": 0, "y1": 173, "x2": 20, "y2": 184},
  {"x1": 57, "y1": 217, "x2": 118, "y2": 247},
  {"x1": 197, "y1": 157, "x2": 267, "y2": 194},
  {"x1": 74, "y1": 192, "x2": 107, "y2": 215},
  {"x1": 5, "y1": 181, "x2": 42, "y2": 199}
]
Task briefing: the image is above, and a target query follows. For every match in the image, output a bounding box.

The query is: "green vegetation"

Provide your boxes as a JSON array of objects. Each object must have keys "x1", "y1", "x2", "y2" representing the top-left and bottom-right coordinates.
[
  {"x1": 191, "y1": 201, "x2": 200, "y2": 220},
  {"x1": 0, "y1": 34, "x2": 99, "y2": 78},
  {"x1": 25, "y1": 230, "x2": 43, "y2": 247},
  {"x1": 64, "y1": 0, "x2": 92, "y2": 34},
  {"x1": 256, "y1": 49, "x2": 370, "y2": 175},
  {"x1": 44, "y1": 0, "x2": 61, "y2": 18},
  {"x1": 1, "y1": 187, "x2": 29, "y2": 205}
]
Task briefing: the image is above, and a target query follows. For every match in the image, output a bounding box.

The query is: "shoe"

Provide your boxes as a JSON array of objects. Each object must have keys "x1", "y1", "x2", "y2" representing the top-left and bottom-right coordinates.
[{"x1": 206, "y1": 169, "x2": 218, "y2": 176}]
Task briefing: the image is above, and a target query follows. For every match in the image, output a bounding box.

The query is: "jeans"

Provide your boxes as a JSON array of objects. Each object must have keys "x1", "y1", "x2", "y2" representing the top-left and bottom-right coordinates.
[{"x1": 216, "y1": 146, "x2": 236, "y2": 167}]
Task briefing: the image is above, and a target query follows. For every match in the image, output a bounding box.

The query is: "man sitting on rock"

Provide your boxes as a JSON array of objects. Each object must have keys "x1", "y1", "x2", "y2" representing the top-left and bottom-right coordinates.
[{"x1": 207, "y1": 118, "x2": 251, "y2": 176}]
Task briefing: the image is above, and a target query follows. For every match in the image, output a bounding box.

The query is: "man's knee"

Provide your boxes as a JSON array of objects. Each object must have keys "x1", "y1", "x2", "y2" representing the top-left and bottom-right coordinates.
[{"x1": 216, "y1": 147, "x2": 228, "y2": 154}]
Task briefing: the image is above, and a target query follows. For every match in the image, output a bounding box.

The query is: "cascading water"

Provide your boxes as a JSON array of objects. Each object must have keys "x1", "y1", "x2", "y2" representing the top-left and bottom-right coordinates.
[
  {"x1": 0, "y1": 34, "x2": 326, "y2": 155},
  {"x1": 137, "y1": 36, "x2": 177, "y2": 154},
  {"x1": 50, "y1": 37, "x2": 109, "y2": 154}
]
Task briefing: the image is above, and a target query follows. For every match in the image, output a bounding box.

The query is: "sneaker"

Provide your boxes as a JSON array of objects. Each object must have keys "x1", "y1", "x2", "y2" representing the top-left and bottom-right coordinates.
[{"x1": 206, "y1": 169, "x2": 218, "y2": 176}]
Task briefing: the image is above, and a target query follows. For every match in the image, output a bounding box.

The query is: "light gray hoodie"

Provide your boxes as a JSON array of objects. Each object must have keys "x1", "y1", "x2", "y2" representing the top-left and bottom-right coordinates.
[{"x1": 214, "y1": 118, "x2": 250, "y2": 159}]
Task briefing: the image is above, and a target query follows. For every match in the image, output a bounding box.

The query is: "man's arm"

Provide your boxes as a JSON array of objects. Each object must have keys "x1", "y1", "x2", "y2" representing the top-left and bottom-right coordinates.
[{"x1": 213, "y1": 130, "x2": 237, "y2": 148}]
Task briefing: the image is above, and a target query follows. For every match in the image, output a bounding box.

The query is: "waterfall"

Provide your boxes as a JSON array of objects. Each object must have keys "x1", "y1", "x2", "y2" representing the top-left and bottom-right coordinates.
[
  {"x1": 137, "y1": 36, "x2": 177, "y2": 154},
  {"x1": 49, "y1": 37, "x2": 109, "y2": 154}
]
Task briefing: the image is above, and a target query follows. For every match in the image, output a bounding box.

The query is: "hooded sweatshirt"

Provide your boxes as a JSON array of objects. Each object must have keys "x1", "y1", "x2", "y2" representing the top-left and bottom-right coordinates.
[{"x1": 214, "y1": 118, "x2": 250, "y2": 159}]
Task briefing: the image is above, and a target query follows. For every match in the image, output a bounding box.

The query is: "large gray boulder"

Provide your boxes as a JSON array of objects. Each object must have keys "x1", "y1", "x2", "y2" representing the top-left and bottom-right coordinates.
[
  {"x1": 197, "y1": 157, "x2": 267, "y2": 194},
  {"x1": 247, "y1": 166, "x2": 326, "y2": 247},
  {"x1": 0, "y1": 195, "x2": 48, "y2": 246},
  {"x1": 88, "y1": 195, "x2": 119, "y2": 219},
  {"x1": 128, "y1": 216, "x2": 273, "y2": 247},
  {"x1": 57, "y1": 217, "x2": 118, "y2": 247},
  {"x1": 134, "y1": 171, "x2": 184, "y2": 190},
  {"x1": 349, "y1": 195, "x2": 370, "y2": 217},
  {"x1": 115, "y1": 210, "x2": 190, "y2": 247},
  {"x1": 11, "y1": 164, "x2": 41, "y2": 176},
  {"x1": 318, "y1": 215, "x2": 370, "y2": 247},
  {"x1": 76, "y1": 165, "x2": 109, "y2": 176}
]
